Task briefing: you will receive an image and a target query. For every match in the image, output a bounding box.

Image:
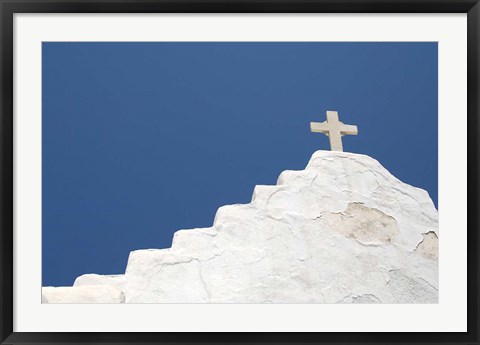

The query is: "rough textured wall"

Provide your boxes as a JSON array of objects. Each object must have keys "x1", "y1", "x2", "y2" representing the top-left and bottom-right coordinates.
[{"x1": 42, "y1": 151, "x2": 438, "y2": 303}]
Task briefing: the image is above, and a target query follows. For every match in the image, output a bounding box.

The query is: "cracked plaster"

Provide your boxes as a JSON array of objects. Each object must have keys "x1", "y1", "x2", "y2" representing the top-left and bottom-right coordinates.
[{"x1": 42, "y1": 151, "x2": 438, "y2": 303}]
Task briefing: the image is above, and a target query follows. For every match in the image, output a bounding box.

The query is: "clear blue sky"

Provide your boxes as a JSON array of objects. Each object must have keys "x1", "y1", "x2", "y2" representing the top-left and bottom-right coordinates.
[{"x1": 42, "y1": 42, "x2": 438, "y2": 286}]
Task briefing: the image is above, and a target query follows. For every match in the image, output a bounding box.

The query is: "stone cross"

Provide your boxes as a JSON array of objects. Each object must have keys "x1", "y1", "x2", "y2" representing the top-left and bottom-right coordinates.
[{"x1": 310, "y1": 111, "x2": 358, "y2": 152}]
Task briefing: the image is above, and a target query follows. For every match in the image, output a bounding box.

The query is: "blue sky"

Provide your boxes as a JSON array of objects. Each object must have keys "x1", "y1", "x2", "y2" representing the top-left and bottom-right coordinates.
[{"x1": 42, "y1": 42, "x2": 438, "y2": 286}]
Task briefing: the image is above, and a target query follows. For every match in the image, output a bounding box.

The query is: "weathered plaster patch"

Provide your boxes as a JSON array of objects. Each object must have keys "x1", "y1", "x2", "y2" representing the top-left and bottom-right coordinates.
[
  {"x1": 387, "y1": 269, "x2": 438, "y2": 303},
  {"x1": 324, "y1": 202, "x2": 399, "y2": 246},
  {"x1": 415, "y1": 231, "x2": 439, "y2": 260}
]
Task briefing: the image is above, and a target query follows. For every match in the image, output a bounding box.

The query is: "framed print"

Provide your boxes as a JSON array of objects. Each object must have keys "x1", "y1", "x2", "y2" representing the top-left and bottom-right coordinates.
[{"x1": 1, "y1": 0, "x2": 479, "y2": 344}]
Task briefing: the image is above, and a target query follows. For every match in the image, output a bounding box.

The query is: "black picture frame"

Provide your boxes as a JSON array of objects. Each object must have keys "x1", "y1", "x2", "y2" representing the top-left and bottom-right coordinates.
[{"x1": 1, "y1": 1, "x2": 478, "y2": 344}]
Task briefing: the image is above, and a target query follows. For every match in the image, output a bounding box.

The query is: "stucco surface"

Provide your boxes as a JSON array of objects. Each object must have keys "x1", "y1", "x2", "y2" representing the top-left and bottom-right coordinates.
[{"x1": 42, "y1": 151, "x2": 438, "y2": 303}]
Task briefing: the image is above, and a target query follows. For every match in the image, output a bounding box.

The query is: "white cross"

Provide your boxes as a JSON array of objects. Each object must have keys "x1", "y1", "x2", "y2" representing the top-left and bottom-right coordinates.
[{"x1": 310, "y1": 111, "x2": 358, "y2": 152}]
